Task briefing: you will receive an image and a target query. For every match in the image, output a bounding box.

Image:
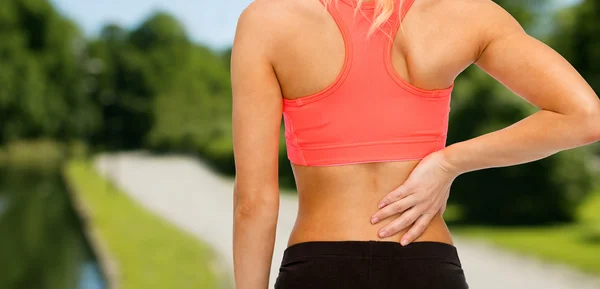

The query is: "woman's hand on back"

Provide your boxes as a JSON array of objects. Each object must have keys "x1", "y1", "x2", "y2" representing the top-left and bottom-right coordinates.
[{"x1": 370, "y1": 150, "x2": 461, "y2": 246}]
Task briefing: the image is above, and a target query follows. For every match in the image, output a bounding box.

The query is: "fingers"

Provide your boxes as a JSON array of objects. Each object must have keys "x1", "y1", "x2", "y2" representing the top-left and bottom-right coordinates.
[
  {"x1": 399, "y1": 213, "x2": 435, "y2": 246},
  {"x1": 371, "y1": 194, "x2": 418, "y2": 224},
  {"x1": 377, "y1": 206, "x2": 422, "y2": 239},
  {"x1": 440, "y1": 186, "x2": 450, "y2": 215},
  {"x1": 377, "y1": 183, "x2": 412, "y2": 209}
]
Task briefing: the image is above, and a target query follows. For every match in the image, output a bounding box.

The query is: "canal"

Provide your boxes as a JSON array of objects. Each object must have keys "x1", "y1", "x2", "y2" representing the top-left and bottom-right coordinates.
[{"x1": 0, "y1": 165, "x2": 105, "y2": 289}]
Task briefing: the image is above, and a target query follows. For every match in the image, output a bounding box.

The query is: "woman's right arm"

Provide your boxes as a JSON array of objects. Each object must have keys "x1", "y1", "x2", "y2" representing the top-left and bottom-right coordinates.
[{"x1": 231, "y1": 2, "x2": 285, "y2": 289}]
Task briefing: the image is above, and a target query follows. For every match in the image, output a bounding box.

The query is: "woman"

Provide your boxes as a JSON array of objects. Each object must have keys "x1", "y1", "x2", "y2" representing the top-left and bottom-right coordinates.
[{"x1": 230, "y1": 0, "x2": 600, "y2": 288}]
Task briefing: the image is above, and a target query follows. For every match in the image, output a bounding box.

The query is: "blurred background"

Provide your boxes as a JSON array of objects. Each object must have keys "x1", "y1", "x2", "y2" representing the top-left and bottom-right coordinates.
[{"x1": 0, "y1": 0, "x2": 599, "y2": 288}]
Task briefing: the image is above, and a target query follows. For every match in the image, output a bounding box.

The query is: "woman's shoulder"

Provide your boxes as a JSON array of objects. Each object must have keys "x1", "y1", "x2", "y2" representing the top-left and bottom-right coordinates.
[
  {"x1": 238, "y1": 0, "x2": 321, "y2": 27},
  {"x1": 408, "y1": 0, "x2": 525, "y2": 66},
  {"x1": 234, "y1": 0, "x2": 329, "y2": 57}
]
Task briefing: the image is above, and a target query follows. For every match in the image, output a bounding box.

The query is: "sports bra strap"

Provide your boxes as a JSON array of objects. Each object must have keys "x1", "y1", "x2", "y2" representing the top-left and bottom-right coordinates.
[{"x1": 400, "y1": 0, "x2": 416, "y2": 22}]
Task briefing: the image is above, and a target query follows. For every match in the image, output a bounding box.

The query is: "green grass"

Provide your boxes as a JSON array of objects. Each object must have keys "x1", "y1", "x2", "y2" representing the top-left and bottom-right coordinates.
[
  {"x1": 448, "y1": 192, "x2": 600, "y2": 275},
  {"x1": 65, "y1": 159, "x2": 231, "y2": 289}
]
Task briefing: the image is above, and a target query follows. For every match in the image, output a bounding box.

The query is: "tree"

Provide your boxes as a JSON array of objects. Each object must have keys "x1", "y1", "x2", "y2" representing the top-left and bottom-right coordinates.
[
  {"x1": 551, "y1": 0, "x2": 600, "y2": 93},
  {"x1": 0, "y1": 0, "x2": 100, "y2": 144}
]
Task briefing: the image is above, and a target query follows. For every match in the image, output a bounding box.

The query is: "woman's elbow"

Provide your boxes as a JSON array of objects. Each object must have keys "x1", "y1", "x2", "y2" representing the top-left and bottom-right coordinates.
[
  {"x1": 233, "y1": 186, "x2": 279, "y2": 220},
  {"x1": 586, "y1": 118, "x2": 600, "y2": 144},
  {"x1": 580, "y1": 105, "x2": 600, "y2": 144},
  {"x1": 234, "y1": 199, "x2": 279, "y2": 219}
]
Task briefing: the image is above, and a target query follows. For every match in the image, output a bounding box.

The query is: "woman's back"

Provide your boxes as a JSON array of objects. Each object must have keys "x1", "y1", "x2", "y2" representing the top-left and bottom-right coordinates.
[
  {"x1": 271, "y1": 0, "x2": 471, "y2": 100},
  {"x1": 262, "y1": 0, "x2": 479, "y2": 246},
  {"x1": 232, "y1": 0, "x2": 600, "y2": 288}
]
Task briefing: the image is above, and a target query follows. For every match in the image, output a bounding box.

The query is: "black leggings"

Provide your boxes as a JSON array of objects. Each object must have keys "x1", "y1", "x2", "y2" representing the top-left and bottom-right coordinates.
[{"x1": 274, "y1": 240, "x2": 469, "y2": 289}]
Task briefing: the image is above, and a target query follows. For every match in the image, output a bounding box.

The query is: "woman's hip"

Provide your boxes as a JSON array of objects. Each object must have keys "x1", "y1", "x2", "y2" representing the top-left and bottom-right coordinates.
[{"x1": 274, "y1": 240, "x2": 469, "y2": 289}]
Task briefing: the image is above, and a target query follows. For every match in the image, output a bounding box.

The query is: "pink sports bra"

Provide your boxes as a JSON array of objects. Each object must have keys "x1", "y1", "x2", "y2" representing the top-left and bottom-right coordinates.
[{"x1": 282, "y1": 0, "x2": 454, "y2": 166}]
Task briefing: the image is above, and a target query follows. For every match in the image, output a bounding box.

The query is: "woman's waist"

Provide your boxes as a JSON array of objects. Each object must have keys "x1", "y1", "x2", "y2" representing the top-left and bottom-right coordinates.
[{"x1": 287, "y1": 209, "x2": 453, "y2": 247}]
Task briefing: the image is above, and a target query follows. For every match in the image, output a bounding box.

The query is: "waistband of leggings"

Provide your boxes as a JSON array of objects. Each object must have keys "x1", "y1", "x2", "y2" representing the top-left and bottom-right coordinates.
[{"x1": 282, "y1": 240, "x2": 460, "y2": 262}]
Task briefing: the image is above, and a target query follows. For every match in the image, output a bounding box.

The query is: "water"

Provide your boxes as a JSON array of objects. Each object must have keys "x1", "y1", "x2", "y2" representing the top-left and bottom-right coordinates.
[{"x1": 0, "y1": 166, "x2": 106, "y2": 289}]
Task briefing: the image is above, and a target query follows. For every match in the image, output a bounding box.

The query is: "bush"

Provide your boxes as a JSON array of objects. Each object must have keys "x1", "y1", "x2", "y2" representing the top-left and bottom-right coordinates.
[
  {"x1": 450, "y1": 148, "x2": 594, "y2": 225},
  {"x1": 0, "y1": 139, "x2": 65, "y2": 169},
  {"x1": 447, "y1": 68, "x2": 596, "y2": 225}
]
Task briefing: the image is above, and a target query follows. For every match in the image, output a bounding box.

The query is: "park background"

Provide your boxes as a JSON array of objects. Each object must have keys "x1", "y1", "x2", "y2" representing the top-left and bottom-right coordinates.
[{"x1": 0, "y1": 0, "x2": 599, "y2": 288}]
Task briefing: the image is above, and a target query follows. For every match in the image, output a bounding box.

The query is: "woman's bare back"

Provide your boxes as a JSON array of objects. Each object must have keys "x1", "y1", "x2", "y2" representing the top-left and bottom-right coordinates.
[{"x1": 252, "y1": 0, "x2": 487, "y2": 247}]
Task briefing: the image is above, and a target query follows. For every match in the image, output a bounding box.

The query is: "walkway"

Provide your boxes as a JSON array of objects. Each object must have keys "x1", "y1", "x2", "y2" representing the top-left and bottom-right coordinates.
[{"x1": 94, "y1": 151, "x2": 600, "y2": 289}]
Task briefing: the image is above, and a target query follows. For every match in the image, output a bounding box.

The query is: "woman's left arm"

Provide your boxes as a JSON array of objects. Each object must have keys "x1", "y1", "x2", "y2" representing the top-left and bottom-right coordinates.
[
  {"x1": 370, "y1": 0, "x2": 600, "y2": 246},
  {"x1": 231, "y1": 3, "x2": 283, "y2": 289}
]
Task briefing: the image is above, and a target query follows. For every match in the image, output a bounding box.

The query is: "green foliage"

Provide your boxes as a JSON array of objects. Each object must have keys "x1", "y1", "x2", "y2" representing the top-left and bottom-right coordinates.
[
  {"x1": 146, "y1": 45, "x2": 232, "y2": 153},
  {"x1": 87, "y1": 20, "x2": 163, "y2": 149},
  {"x1": 85, "y1": 11, "x2": 233, "y2": 158},
  {"x1": 129, "y1": 13, "x2": 188, "y2": 50},
  {"x1": 0, "y1": 0, "x2": 100, "y2": 143},
  {"x1": 0, "y1": 138, "x2": 65, "y2": 169},
  {"x1": 551, "y1": 0, "x2": 600, "y2": 93}
]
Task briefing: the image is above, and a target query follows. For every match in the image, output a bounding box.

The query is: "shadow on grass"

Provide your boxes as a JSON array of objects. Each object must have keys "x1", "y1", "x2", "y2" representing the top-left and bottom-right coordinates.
[{"x1": 579, "y1": 224, "x2": 600, "y2": 244}]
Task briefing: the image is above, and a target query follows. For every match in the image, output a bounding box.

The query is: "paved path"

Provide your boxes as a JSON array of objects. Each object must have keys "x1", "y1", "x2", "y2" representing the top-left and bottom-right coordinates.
[{"x1": 94, "y1": 151, "x2": 600, "y2": 289}]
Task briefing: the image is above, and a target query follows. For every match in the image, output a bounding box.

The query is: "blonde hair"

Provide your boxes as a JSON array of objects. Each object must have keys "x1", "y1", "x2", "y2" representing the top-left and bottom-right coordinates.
[{"x1": 322, "y1": 0, "x2": 404, "y2": 37}]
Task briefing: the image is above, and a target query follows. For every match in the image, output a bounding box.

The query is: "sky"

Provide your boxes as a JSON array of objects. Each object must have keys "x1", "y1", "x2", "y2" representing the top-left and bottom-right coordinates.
[
  {"x1": 50, "y1": 0, "x2": 252, "y2": 51},
  {"x1": 51, "y1": 0, "x2": 581, "y2": 51}
]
